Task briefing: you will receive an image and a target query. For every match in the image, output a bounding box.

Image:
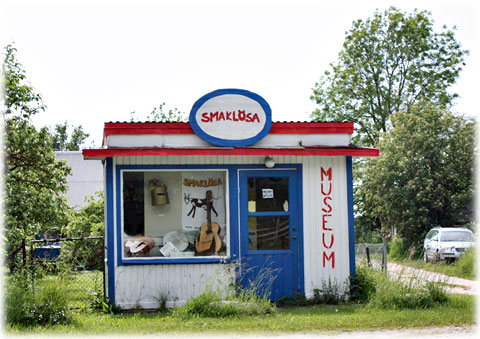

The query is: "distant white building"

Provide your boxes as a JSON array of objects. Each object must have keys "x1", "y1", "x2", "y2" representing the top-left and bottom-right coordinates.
[{"x1": 55, "y1": 151, "x2": 103, "y2": 209}]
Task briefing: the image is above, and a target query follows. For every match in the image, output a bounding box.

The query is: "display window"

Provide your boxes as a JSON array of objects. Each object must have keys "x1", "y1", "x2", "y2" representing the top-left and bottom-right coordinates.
[{"x1": 121, "y1": 169, "x2": 228, "y2": 260}]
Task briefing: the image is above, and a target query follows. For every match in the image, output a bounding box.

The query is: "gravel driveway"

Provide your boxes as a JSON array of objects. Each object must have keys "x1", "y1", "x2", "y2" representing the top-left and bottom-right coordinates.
[{"x1": 386, "y1": 262, "x2": 478, "y2": 295}]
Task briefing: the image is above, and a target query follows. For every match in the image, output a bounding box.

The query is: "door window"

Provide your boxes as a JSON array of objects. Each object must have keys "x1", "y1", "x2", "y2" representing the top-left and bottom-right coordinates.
[
  {"x1": 248, "y1": 216, "x2": 290, "y2": 251},
  {"x1": 245, "y1": 175, "x2": 292, "y2": 253},
  {"x1": 247, "y1": 177, "x2": 289, "y2": 212}
]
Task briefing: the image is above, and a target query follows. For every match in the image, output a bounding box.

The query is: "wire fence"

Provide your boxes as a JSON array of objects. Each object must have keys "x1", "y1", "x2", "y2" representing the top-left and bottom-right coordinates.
[
  {"x1": 355, "y1": 242, "x2": 388, "y2": 272},
  {"x1": 6, "y1": 236, "x2": 105, "y2": 310}
]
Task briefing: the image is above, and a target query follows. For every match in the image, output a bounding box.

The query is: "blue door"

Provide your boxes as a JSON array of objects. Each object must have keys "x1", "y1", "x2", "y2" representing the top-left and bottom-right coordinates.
[{"x1": 239, "y1": 169, "x2": 302, "y2": 300}]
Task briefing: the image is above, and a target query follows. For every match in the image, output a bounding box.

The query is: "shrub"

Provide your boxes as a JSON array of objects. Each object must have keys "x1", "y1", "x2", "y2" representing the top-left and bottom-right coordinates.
[
  {"x1": 387, "y1": 236, "x2": 409, "y2": 260},
  {"x1": 454, "y1": 247, "x2": 475, "y2": 279},
  {"x1": 349, "y1": 264, "x2": 377, "y2": 303},
  {"x1": 388, "y1": 236, "x2": 424, "y2": 261},
  {"x1": 275, "y1": 292, "x2": 309, "y2": 307}
]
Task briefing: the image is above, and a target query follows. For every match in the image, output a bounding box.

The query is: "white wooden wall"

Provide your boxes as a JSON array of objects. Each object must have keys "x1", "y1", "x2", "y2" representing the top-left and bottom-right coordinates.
[
  {"x1": 302, "y1": 157, "x2": 350, "y2": 298},
  {"x1": 111, "y1": 155, "x2": 350, "y2": 308}
]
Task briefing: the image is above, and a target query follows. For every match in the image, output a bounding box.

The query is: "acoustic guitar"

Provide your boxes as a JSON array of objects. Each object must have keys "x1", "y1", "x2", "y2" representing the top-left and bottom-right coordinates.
[{"x1": 195, "y1": 191, "x2": 222, "y2": 254}]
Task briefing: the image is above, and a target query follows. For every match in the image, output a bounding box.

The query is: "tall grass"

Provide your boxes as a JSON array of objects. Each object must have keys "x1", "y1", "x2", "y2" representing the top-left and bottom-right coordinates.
[
  {"x1": 454, "y1": 247, "x2": 475, "y2": 279},
  {"x1": 5, "y1": 268, "x2": 73, "y2": 326},
  {"x1": 350, "y1": 263, "x2": 449, "y2": 309},
  {"x1": 174, "y1": 260, "x2": 278, "y2": 318},
  {"x1": 391, "y1": 247, "x2": 476, "y2": 280}
]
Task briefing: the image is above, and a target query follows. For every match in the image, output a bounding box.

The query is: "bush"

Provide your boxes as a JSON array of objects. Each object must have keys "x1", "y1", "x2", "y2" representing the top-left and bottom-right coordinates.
[
  {"x1": 454, "y1": 247, "x2": 475, "y2": 279},
  {"x1": 275, "y1": 292, "x2": 309, "y2": 307},
  {"x1": 388, "y1": 236, "x2": 424, "y2": 261},
  {"x1": 6, "y1": 271, "x2": 72, "y2": 326},
  {"x1": 349, "y1": 264, "x2": 377, "y2": 303},
  {"x1": 388, "y1": 236, "x2": 409, "y2": 260}
]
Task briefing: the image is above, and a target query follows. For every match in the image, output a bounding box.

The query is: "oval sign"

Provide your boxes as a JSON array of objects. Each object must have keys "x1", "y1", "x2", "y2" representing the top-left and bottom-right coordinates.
[{"x1": 189, "y1": 89, "x2": 272, "y2": 147}]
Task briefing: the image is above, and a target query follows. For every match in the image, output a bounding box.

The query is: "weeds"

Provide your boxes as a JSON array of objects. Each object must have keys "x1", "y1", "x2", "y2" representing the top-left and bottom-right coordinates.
[
  {"x1": 391, "y1": 247, "x2": 476, "y2": 280},
  {"x1": 87, "y1": 273, "x2": 105, "y2": 310},
  {"x1": 357, "y1": 265, "x2": 449, "y2": 309},
  {"x1": 174, "y1": 260, "x2": 277, "y2": 318},
  {"x1": 276, "y1": 278, "x2": 347, "y2": 307},
  {"x1": 5, "y1": 267, "x2": 73, "y2": 326},
  {"x1": 314, "y1": 278, "x2": 347, "y2": 305}
]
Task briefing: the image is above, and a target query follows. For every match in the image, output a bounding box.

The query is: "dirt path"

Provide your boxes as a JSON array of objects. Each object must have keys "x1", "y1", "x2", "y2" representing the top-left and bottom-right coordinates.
[{"x1": 386, "y1": 262, "x2": 478, "y2": 295}]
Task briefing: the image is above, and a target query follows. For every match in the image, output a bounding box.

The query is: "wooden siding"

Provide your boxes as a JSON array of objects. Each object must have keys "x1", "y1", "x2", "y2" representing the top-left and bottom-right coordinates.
[
  {"x1": 302, "y1": 156, "x2": 350, "y2": 297},
  {"x1": 112, "y1": 155, "x2": 350, "y2": 308}
]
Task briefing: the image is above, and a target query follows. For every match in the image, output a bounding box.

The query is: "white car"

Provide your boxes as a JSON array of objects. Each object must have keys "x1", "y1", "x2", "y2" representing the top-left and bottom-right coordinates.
[{"x1": 423, "y1": 227, "x2": 474, "y2": 262}]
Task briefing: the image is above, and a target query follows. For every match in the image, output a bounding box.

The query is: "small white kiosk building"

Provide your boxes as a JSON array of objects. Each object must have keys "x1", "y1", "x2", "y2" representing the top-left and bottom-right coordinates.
[{"x1": 83, "y1": 89, "x2": 378, "y2": 309}]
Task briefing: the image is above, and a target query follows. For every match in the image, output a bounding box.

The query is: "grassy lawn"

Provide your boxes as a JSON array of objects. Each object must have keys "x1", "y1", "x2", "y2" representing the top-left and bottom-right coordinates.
[
  {"x1": 38, "y1": 269, "x2": 104, "y2": 309},
  {"x1": 6, "y1": 294, "x2": 475, "y2": 335}
]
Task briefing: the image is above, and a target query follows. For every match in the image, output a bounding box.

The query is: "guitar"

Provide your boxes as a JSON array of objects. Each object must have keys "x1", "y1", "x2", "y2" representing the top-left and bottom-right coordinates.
[{"x1": 195, "y1": 190, "x2": 222, "y2": 254}]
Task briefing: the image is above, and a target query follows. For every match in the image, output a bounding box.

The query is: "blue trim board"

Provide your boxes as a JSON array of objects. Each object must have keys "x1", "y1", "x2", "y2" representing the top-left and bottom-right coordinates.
[
  {"x1": 346, "y1": 156, "x2": 356, "y2": 278},
  {"x1": 189, "y1": 88, "x2": 272, "y2": 147},
  {"x1": 228, "y1": 168, "x2": 240, "y2": 261},
  {"x1": 296, "y1": 163, "x2": 305, "y2": 294},
  {"x1": 105, "y1": 157, "x2": 115, "y2": 305}
]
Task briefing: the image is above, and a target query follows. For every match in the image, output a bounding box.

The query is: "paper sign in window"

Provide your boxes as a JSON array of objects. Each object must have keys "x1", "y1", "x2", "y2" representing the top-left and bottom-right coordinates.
[{"x1": 262, "y1": 189, "x2": 274, "y2": 199}]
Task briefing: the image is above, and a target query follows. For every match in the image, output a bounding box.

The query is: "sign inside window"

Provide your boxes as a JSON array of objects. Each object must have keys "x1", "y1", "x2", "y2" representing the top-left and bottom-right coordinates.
[{"x1": 262, "y1": 189, "x2": 274, "y2": 199}]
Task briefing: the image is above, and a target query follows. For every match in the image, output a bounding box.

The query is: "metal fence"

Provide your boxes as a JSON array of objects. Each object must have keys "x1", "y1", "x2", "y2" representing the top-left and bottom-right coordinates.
[
  {"x1": 355, "y1": 242, "x2": 388, "y2": 272},
  {"x1": 6, "y1": 236, "x2": 105, "y2": 310}
]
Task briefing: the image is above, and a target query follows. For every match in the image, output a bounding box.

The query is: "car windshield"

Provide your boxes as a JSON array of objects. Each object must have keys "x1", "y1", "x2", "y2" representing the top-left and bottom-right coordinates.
[{"x1": 440, "y1": 231, "x2": 473, "y2": 242}]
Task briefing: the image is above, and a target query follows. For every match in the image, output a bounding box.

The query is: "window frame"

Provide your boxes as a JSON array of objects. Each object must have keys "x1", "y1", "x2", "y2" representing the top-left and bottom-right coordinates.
[{"x1": 116, "y1": 165, "x2": 232, "y2": 265}]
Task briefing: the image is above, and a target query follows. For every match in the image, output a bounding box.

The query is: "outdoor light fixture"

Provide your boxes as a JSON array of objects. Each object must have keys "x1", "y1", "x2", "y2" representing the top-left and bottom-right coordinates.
[{"x1": 265, "y1": 156, "x2": 275, "y2": 168}]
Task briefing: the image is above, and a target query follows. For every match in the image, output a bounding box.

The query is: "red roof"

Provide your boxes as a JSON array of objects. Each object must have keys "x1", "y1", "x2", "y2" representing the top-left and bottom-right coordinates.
[
  {"x1": 83, "y1": 146, "x2": 379, "y2": 159},
  {"x1": 83, "y1": 121, "x2": 379, "y2": 159},
  {"x1": 102, "y1": 121, "x2": 353, "y2": 140}
]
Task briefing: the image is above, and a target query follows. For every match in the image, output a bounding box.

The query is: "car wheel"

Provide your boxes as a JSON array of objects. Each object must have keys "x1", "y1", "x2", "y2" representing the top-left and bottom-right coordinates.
[{"x1": 423, "y1": 251, "x2": 429, "y2": 262}]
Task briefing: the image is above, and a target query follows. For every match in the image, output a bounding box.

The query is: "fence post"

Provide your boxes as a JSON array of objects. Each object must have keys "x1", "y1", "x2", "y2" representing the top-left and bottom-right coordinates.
[
  {"x1": 365, "y1": 246, "x2": 371, "y2": 267},
  {"x1": 383, "y1": 238, "x2": 388, "y2": 274}
]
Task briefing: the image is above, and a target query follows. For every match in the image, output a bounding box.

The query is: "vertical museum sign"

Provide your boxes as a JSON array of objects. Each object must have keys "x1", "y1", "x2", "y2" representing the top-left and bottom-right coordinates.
[{"x1": 321, "y1": 167, "x2": 335, "y2": 269}]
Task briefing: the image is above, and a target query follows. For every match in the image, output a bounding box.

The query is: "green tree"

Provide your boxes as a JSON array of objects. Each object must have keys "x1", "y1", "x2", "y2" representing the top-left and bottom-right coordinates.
[
  {"x1": 130, "y1": 102, "x2": 186, "y2": 122},
  {"x1": 2, "y1": 45, "x2": 71, "y2": 256},
  {"x1": 310, "y1": 7, "x2": 467, "y2": 147},
  {"x1": 50, "y1": 121, "x2": 90, "y2": 151},
  {"x1": 360, "y1": 103, "x2": 475, "y2": 248},
  {"x1": 61, "y1": 192, "x2": 104, "y2": 270},
  {"x1": 2, "y1": 45, "x2": 45, "y2": 119}
]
